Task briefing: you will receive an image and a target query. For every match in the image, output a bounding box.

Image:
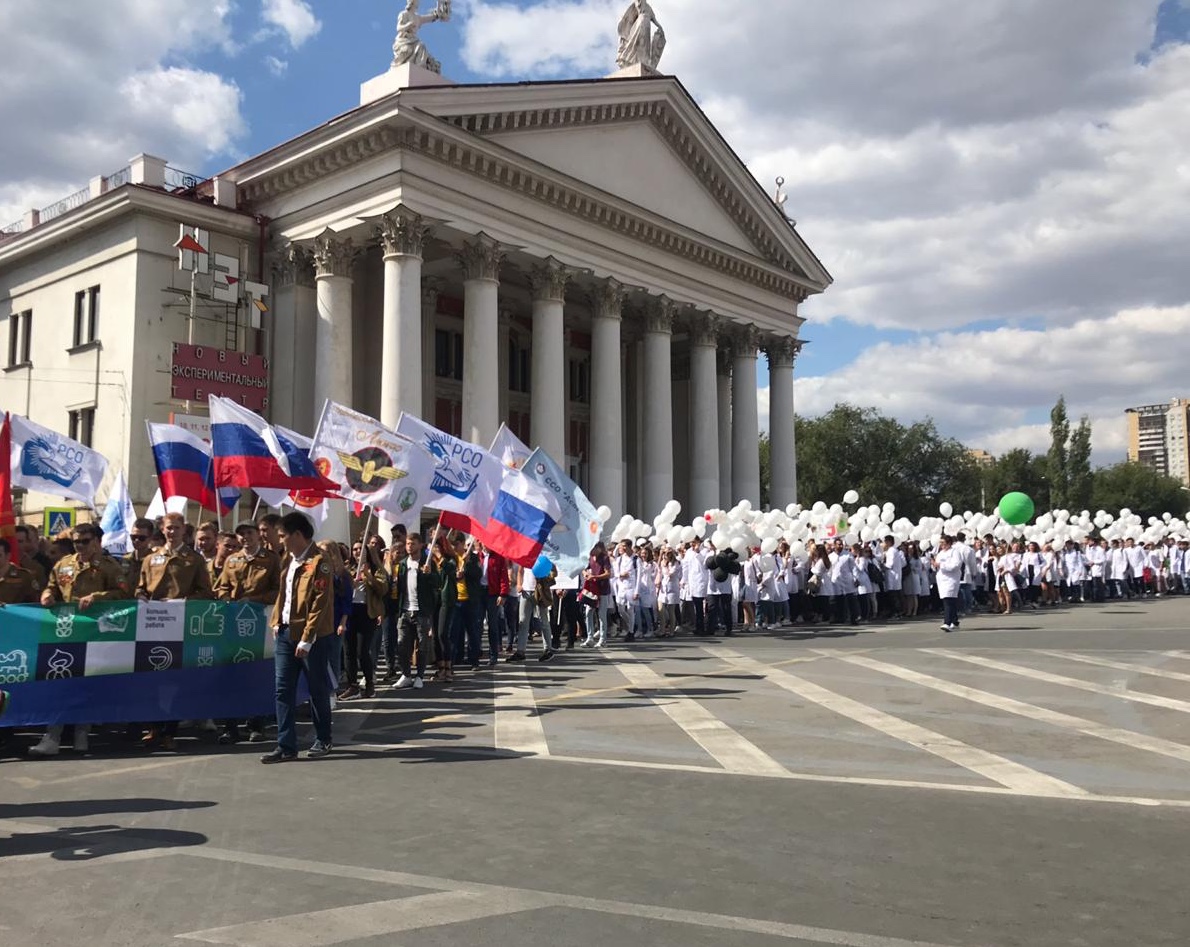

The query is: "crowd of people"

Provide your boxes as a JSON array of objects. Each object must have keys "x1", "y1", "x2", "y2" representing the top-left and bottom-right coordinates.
[{"x1": 2, "y1": 510, "x2": 1187, "y2": 762}]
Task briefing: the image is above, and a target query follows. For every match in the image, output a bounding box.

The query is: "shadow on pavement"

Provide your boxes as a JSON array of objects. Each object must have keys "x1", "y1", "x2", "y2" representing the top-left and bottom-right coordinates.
[
  {"x1": 0, "y1": 823, "x2": 209, "y2": 861},
  {"x1": 0, "y1": 798, "x2": 217, "y2": 820}
]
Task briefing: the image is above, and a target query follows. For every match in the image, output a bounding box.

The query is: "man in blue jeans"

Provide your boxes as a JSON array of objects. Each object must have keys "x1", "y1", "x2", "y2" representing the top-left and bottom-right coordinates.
[{"x1": 264, "y1": 512, "x2": 335, "y2": 763}]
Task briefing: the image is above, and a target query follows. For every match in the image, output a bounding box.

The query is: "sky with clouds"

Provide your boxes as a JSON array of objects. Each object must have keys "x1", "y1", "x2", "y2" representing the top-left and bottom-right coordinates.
[{"x1": 2, "y1": 0, "x2": 1187, "y2": 465}]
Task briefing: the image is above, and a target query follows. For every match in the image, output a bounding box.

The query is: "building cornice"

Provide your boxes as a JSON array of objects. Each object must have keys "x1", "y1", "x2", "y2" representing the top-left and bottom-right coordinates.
[{"x1": 0, "y1": 186, "x2": 259, "y2": 270}]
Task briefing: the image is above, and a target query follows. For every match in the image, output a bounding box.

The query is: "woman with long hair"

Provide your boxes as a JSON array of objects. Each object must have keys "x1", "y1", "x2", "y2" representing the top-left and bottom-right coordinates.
[
  {"x1": 657, "y1": 546, "x2": 681, "y2": 637},
  {"x1": 431, "y1": 532, "x2": 458, "y2": 682},
  {"x1": 340, "y1": 536, "x2": 389, "y2": 699},
  {"x1": 317, "y1": 541, "x2": 354, "y2": 694},
  {"x1": 810, "y1": 542, "x2": 834, "y2": 623}
]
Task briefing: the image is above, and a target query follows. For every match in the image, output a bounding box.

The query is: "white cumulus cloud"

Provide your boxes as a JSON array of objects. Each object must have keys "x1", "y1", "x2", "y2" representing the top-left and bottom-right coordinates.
[{"x1": 261, "y1": 0, "x2": 322, "y2": 48}]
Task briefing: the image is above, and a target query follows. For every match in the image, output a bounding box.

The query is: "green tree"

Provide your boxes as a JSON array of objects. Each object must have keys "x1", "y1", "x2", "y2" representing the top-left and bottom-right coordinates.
[
  {"x1": 1047, "y1": 396, "x2": 1070, "y2": 508},
  {"x1": 982, "y1": 448, "x2": 1051, "y2": 510},
  {"x1": 1091, "y1": 463, "x2": 1188, "y2": 520},
  {"x1": 793, "y1": 404, "x2": 981, "y2": 518},
  {"x1": 1067, "y1": 416, "x2": 1093, "y2": 511}
]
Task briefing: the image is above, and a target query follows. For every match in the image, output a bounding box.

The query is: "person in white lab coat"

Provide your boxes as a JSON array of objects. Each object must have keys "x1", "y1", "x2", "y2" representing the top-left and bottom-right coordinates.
[{"x1": 932, "y1": 534, "x2": 965, "y2": 632}]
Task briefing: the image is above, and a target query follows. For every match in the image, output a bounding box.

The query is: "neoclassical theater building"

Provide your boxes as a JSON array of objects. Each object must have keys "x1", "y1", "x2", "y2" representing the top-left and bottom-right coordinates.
[{"x1": 0, "y1": 16, "x2": 830, "y2": 522}]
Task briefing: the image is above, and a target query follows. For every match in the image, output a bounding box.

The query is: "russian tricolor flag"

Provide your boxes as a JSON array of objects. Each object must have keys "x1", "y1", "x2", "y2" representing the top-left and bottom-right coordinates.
[
  {"x1": 147, "y1": 422, "x2": 240, "y2": 515},
  {"x1": 444, "y1": 467, "x2": 562, "y2": 567},
  {"x1": 209, "y1": 396, "x2": 338, "y2": 492}
]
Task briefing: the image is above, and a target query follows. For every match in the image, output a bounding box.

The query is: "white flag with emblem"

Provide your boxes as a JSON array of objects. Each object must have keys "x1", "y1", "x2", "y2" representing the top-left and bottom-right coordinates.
[{"x1": 7, "y1": 413, "x2": 109, "y2": 505}]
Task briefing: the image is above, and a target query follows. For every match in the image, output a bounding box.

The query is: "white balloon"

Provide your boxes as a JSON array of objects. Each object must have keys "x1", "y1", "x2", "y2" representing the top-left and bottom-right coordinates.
[
  {"x1": 880, "y1": 509, "x2": 895, "y2": 525},
  {"x1": 843, "y1": 489, "x2": 860, "y2": 505},
  {"x1": 939, "y1": 502, "x2": 953, "y2": 518},
  {"x1": 730, "y1": 537, "x2": 749, "y2": 554},
  {"x1": 760, "y1": 554, "x2": 776, "y2": 572},
  {"x1": 760, "y1": 536, "x2": 779, "y2": 554},
  {"x1": 692, "y1": 517, "x2": 707, "y2": 539},
  {"x1": 710, "y1": 530, "x2": 727, "y2": 548},
  {"x1": 680, "y1": 526, "x2": 697, "y2": 544},
  {"x1": 596, "y1": 505, "x2": 612, "y2": 524}
]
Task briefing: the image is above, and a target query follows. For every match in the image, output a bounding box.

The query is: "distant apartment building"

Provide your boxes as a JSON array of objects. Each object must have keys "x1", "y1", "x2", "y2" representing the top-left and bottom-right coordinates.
[
  {"x1": 967, "y1": 448, "x2": 995, "y2": 468},
  {"x1": 1126, "y1": 398, "x2": 1190, "y2": 487}
]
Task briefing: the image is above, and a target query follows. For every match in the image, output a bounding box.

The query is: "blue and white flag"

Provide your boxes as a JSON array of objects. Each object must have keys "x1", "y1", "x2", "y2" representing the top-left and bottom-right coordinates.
[
  {"x1": 521, "y1": 447, "x2": 601, "y2": 578},
  {"x1": 8, "y1": 413, "x2": 108, "y2": 505},
  {"x1": 99, "y1": 470, "x2": 136, "y2": 555},
  {"x1": 395, "y1": 414, "x2": 501, "y2": 523}
]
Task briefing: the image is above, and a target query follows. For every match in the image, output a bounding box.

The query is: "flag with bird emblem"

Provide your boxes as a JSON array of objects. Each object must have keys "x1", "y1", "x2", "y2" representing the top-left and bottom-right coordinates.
[{"x1": 311, "y1": 401, "x2": 435, "y2": 527}]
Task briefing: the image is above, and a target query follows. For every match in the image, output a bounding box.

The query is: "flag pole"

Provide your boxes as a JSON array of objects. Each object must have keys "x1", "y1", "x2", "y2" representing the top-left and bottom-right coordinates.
[
  {"x1": 355, "y1": 505, "x2": 375, "y2": 580},
  {"x1": 251, "y1": 495, "x2": 262, "y2": 521}
]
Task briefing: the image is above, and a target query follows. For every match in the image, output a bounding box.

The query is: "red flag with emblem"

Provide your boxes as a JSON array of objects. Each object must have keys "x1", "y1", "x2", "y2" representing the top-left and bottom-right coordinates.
[{"x1": 0, "y1": 412, "x2": 18, "y2": 565}]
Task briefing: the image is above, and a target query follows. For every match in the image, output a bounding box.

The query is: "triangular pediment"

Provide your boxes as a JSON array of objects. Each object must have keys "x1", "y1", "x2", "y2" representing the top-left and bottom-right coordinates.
[
  {"x1": 406, "y1": 78, "x2": 832, "y2": 291},
  {"x1": 487, "y1": 120, "x2": 759, "y2": 255}
]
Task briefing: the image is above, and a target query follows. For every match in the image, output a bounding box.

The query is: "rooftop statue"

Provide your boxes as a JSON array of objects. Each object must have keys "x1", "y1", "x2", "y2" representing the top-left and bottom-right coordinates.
[
  {"x1": 392, "y1": 0, "x2": 452, "y2": 73},
  {"x1": 616, "y1": 0, "x2": 666, "y2": 71}
]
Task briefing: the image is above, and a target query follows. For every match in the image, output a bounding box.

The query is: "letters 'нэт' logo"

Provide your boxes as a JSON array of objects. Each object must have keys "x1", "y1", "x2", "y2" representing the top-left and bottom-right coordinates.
[{"x1": 20, "y1": 435, "x2": 84, "y2": 488}]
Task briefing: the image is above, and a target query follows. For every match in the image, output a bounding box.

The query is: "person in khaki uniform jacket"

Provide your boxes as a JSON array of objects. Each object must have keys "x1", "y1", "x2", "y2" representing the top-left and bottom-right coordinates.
[
  {"x1": 261, "y1": 512, "x2": 335, "y2": 763},
  {"x1": 215, "y1": 524, "x2": 279, "y2": 605},
  {"x1": 214, "y1": 522, "x2": 280, "y2": 746},
  {"x1": 133, "y1": 512, "x2": 212, "y2": 752},
  {"x1": 41, "y1": 524, "x2": 129, "y2": 611},
  {"x1": 29, "y1": 523, "x2": 128, "y2": 757},
  {"x1": 0, "y1": 538, "x2": 40, "y2": 605},
  {"x1": 135, "y1": 513, "x2": 214, "y2": 602}
]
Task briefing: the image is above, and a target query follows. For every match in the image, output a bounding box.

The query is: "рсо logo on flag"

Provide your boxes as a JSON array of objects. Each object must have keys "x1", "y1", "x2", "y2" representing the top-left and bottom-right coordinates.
[{"x1": 20, "y1": 435, "x2": 84, "y2": 488}]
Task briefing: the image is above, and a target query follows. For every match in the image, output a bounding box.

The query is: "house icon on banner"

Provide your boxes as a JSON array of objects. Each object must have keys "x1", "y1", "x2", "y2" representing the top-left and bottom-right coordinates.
[{"x1": 234, "y1": 604, "x2": 260, "y2": 638}]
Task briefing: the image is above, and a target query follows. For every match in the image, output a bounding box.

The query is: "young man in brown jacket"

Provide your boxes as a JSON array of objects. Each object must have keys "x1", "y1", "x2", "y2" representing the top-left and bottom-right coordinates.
[{"x1": 263, "y1": 512, "x2": 335, "y2": 763}]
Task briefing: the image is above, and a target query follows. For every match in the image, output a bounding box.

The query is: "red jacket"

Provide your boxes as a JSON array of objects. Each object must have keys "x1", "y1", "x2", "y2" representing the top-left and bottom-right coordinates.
[{"x1": 484, "y1": 551, "x2": 510, "y2": 597}]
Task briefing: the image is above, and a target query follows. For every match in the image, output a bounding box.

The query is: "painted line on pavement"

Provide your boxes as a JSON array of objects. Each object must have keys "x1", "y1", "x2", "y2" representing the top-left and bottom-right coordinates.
[
  {"x1": 179, "y1": 889, "x2": 549, "y2": 947},
  {"x1": 1033, "y1": 650, "x2": 1190, "y2": 683},
  {"x1": 175, "y1": 846, "x2": 979, "y2": 947},
  {"x1": 493, "y1": 664, "x2": 550, "y2": 756},
  {"x1": 609, "y1": 651, "x2": 790, "y2": 777},
  {"x1": 920, "y1": 649, "x2": 1190, "y2": 714},
  {"x1": 831, "y1": 653, "x2": 1190, "y2": 765},
  {"x1": 706, "y1": 647, "x2": 1086, "y2": 798}
]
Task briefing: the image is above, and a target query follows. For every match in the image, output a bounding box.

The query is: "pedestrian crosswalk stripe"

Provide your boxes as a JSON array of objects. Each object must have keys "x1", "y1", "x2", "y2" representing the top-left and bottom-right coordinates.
[
  {"x1": 609, "y1": 651, "x2": 790, "y2": 777},
  {"x1": 493, "y1": 664, "x2": 550, "y2": 756},
  {"x1": 706, "y1": 647, "x2": 1087, "y2": 798},
  {"x1": 833, "y1": 652, "x2": 1190, "y2": 765},
  {"x1": 1034, "y1": 650, "x2": 1190, "y2": 683},
  {"x1": 920, "y1": 649, "x2": 1190, "y2": 714}
]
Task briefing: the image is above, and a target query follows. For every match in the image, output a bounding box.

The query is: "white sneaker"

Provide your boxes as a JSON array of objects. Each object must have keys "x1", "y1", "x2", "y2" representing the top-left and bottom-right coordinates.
[
  {"x1": 28, "y1": 734, "x2": 60, "y2": 757},
  {"x1": 413, "y1": 677, "x2": 424, "y2": 689},
  {"x1": 73, "y1": 728, "x2": 89, "y2": 753},
  {"x1": 593, "y1": 636, "x2": 605, "y2": 649},
  {"x1": 395, "y1": 674, "x2": 415, "y2": 689},
  {"x1": 579, "y1": 638, "x2": 592, "y2": 648}
]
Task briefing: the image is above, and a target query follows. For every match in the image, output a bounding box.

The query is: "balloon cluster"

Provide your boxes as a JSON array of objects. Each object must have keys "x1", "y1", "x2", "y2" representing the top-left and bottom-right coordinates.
[{"x1": 606, "y1": 493, "x2": 1190, "y2": 554}]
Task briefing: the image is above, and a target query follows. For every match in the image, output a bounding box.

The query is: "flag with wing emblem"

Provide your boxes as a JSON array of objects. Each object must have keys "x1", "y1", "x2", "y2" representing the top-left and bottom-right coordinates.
[{"x1": 311, "y1": 401, "x2": 435, "y2": 527}]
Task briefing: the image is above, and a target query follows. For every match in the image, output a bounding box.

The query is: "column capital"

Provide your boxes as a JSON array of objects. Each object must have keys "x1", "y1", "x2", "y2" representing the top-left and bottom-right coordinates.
[
  {"x1": 716, "y1": 346, "x2": 733, "y2": 376},
  {"x1": 312, "y1": 235, "x2": 356, "y2": 279},
  {"x1": 643, "y1": 295, "x2": 675, "y2": 335},
  {"x1": 457, "y1": 232, "x2": 504, "y2": 282},
  {"x1": 378, "y1": 207, "x2": 429, "y2": 259},
  {"x1": 528, "y1": 256, "x2": 572, "y2": 302},
  {"x1": 686, "y1": 310, "x2": 720, "y2": 347},
  {"x1": 422, "y1": 276, "x2": 444, "y2": 314},
  {"x1": 273, "y1": 243, "x2": 315, "y2": 289},
  {"x1": 589, "y1": 277, "x2": 624, "y2": 321},
  {"x1": 765, "y1": 335, "x2": 803, "y2": 369},
  {"x1": 731, "y1": 323, "x2": 763, "y2": 359}
]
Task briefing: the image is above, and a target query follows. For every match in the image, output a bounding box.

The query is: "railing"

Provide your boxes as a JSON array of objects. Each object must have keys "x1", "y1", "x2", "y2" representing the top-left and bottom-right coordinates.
[
  {"x1": 0, "y1": 219, "x2": 24, "y2": 235},
  {"x1": 164, "y1": 166, "x2": 204, "y2": 191},
  {"x1": 103, "y1": 166, "x2": 131, "y2": 191},
  {"x1": 38, "y1": 185, "x2": 91, "y2": 223}
]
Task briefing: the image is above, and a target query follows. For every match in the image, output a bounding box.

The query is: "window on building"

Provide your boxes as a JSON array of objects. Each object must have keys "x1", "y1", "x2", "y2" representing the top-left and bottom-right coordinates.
[
  {"x1": 568, "y1": 358, "x2": 589, "y2": 403},
  {"x1": 508, "y1": 338, "x2": 531, "y2": 393},
  {"x1": 7, "y1": 310, "x2": 31, "y2": 368},
  {"x1": 68, "y1": 407, "x2": 95, "y2": 447},
  {"x1": 434, "y1": 329, "x2": 463, "y2": 380},
  {"x1": 72, "y1": 287, "x2": 102, "y2": 347}
]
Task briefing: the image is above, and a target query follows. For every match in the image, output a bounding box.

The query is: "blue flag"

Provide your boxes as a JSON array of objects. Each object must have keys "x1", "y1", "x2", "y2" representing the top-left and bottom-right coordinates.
[{"x1": 520, "y1": 448, "x2": 601, "y2": 578}]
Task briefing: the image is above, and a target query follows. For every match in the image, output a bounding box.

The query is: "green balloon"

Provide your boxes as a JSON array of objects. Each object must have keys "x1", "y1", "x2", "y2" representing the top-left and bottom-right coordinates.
[{"x1": 998, "y1": 492, "x2": 1035, "y2": 526}]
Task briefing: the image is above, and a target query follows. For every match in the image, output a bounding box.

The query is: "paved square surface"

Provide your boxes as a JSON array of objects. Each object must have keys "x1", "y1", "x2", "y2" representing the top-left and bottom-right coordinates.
[{"x1": 3, "y1": 598, "x2": 1189, "y2": 946}]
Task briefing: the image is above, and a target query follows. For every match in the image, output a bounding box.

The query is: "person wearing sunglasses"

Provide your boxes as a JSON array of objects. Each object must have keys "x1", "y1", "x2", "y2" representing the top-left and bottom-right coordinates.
[
  {"x1": 28, "y1": 523, "x2": 129, "y2": 757},
  {"x1": 121, "y1": 518, "x2": 157, "y2": 588}
]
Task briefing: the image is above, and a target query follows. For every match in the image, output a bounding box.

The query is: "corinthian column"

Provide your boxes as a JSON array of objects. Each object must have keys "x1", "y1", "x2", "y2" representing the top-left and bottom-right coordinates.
[
  {"x1": 717, "y1": 346, "x2": 733, "y2": 510},
  {"x1": 731, "y1": 324, "x2": 762, "y2": 506},
  {"x1": 642, "y1": 296, "x2": 674, "y2": 518},
  {"x1": 378, "y1": 208, "x2": 429, "y2": 428},
  {"x1": 687, "y1": 311, "x2": 720, "y2": 516},
  {"x1": 767, "y1": 336, "x2": 801, "y2": 507},
  {"x1": 589, "y1": 278, "x2": 624, "y2": 519},
  {"x1": 271, "y1": 244, "x2": 316, "y2": 431},
  {"x1": 458, "y1": 233, "x2": 503, "y2": 446},
  {"x1": 312, "y1": 235, "x2": 356, "y2": 413},
  {"x1": 529, "y1": 257, "x2": 570, "y2": 463}
]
